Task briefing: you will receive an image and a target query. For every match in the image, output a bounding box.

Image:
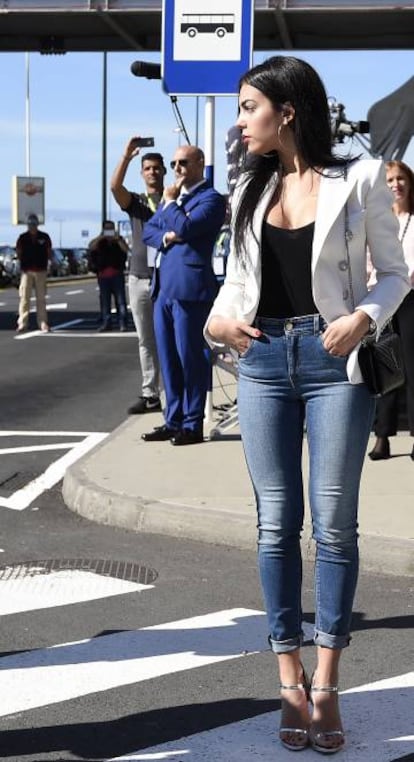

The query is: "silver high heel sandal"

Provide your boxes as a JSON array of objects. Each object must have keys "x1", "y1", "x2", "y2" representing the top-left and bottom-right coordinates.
[
  {"x1": 279, "y1": 668, "x2": 310, "y2": 752},
  {"x1": 309, "y1": 682, "x2": 345, "y2": 755}
]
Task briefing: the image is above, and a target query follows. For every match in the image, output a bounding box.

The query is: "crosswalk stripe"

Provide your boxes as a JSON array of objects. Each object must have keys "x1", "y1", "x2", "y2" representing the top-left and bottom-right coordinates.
[
  {"x1": 0, "y1": 442, "x2": 80, "y2": 455},
  {"x1": 0, "y1": 430, "x2": 99, "y2": 436},
  {"x1": 0, "y1": 569, "x2": 153, "y2": 616},
  {"x1": 0, "y1": 432, "x2": 106, "y2": 510},
  {"x1": 0, "y1": 609, "x2": 314, "y2": 718},
  {"x1": 0, "y1": 608, "x2": 266, "y2": 717},
  {"x1": 107, "y1": 672, "x2": 414, "y2": 762}
]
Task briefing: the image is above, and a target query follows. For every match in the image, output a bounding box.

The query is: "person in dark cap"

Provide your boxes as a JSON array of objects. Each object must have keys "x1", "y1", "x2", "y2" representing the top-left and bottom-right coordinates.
[{"x1": 16, "y1": 214, "x2": 52, "y2": 333}]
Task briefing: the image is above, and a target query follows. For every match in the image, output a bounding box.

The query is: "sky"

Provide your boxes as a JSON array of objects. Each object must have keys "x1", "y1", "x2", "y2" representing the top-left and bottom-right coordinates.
[{"x1": 1, "y1": 47, "x2": 414, "y2": 248}]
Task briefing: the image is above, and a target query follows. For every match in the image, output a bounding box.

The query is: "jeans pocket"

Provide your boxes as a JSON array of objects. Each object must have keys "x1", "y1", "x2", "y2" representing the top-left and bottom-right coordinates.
[{"x1": 238, "y1": 338, "x2": 255, "y2": 359}]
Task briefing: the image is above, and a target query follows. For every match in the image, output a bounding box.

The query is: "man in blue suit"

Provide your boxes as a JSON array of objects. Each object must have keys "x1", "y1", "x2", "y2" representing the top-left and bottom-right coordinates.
[{"x1": 141, "y1": 145, "x2": 226, "y2": 445}]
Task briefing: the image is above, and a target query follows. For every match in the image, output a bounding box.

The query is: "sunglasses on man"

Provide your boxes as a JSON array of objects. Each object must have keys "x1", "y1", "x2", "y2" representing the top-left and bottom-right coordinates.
[{"x1": 169, "y1": 159, "x2": 189, "y2": 169}]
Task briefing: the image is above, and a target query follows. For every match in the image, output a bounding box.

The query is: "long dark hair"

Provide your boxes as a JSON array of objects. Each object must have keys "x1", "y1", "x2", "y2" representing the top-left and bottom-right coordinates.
[
  {"x1": 386, "y1": 160, "x2": 414, "y2": 214},
  {"x1": 234, "y1": 56, "x2": 350, "y2": 259}
]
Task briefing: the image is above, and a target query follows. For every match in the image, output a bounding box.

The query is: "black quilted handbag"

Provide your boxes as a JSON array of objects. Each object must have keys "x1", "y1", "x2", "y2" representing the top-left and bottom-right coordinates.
[
  {"x1": 343, "y1": 201, "x2": 405, "y2": 398},
  {"x1": 357, "y1": 325, "x2": 405, "y2": 397}
]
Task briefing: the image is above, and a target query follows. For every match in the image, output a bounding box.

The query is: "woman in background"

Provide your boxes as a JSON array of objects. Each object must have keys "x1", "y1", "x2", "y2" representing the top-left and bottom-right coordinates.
[{"x1": 369, "y1": 160, "x2": 414, "y2": 460}]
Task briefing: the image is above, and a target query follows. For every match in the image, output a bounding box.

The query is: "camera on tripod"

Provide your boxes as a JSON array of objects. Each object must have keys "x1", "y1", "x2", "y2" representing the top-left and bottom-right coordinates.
[{"x1": 328, "y1": 98, "x2": 370, "y2": 143}]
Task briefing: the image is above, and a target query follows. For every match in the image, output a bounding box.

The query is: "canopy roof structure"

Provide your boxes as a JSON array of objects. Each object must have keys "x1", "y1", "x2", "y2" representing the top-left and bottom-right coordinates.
[{"x1": 1, "y1": 1, "x2": 414, "y2": 53}]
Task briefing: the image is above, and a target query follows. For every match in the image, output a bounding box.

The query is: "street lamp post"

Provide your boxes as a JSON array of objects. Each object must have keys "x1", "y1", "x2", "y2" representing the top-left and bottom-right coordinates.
[
  {"x1": 172, "y1": 127, "x2": 183, "y2": 147},
  {"x1": 102, "y1": 51, "x2": 107, "y2": 224},
  {"x1": 25, "y1": 52, "x2": 31, "y2": 176},
  {"x1": 54, "y1": 218, "x2": 64, "y2": 247}
]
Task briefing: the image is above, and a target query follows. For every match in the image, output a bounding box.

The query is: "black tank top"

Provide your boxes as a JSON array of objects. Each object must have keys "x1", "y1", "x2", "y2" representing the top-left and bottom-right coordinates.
[{"x1": 257, "y1": 220, "x2": 317, "y2": 318}]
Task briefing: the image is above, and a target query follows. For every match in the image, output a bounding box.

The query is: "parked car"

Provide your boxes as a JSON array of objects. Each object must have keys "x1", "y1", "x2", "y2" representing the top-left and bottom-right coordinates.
[
  {"x1": 0, "y1": 245, "x2": 20, "y2": 287},
  {"x1": 70, "y1": 247, "x2": 89, "y2": 275},
  {"x1": 49, "y1": 248, "x2": 71, "y2": 277}
]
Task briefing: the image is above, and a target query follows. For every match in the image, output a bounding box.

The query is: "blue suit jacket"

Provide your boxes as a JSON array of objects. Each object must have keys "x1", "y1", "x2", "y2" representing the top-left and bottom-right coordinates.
[{"x1": 142, "y1": 181, "x2": 226, "y2": 302}]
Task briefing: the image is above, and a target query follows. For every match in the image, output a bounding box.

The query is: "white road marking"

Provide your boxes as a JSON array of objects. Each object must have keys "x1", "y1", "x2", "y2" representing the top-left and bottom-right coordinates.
[
  {"x1": 15, "y1": 329, "x2": 42, "y2": 340},
  {"x1": 108, "y1": 672, "x2": 414, "y2": 762},
  {"x1": 45, "y1": 302, "x2": 67, "y2": 309},
  {"x1": 110, "y1": 755, "x2": 187, "y2": 761},
  {"x1": 0, "y1": 432, "x2": 106, "y2": 510},
  {"x1": 41, "y1": 332, "x2": 135, "y2": 338},
  {"x1": 0, "y1": 430, "x2": 97, "y2": 437},
  {"x1": 29, "y1": 302, "x2": 67, "y2": 311},
  {"x1": 65, "y1": 289, "x2": 84, "y2": 295},
  {"x1": 0, "y1": 442, "x2": 80, "y2": 455},
  {"x1": 0, "y1": 569, "x2": 153, "y2": 616},
  {"x1": 15, "y1": 317, "x2": 84, "y2": 338},
  {"x1": 0, "y1": 301, "x2": 7, "y2": 307},
  {"x1": 0, "y1": 608, "x2": 268, "y2": 717},
  {"x1": 52, "y1": 318, "x2": 84, "y2": 331}
]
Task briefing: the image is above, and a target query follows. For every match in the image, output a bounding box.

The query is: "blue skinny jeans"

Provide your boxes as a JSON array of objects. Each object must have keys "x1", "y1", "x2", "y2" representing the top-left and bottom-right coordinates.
[
  {"x1": 237, "y1": 314, "x2": 375, "y2": 653},
  {"x1": 98, "y1": 272, "x2": 127, "y2": 328}
]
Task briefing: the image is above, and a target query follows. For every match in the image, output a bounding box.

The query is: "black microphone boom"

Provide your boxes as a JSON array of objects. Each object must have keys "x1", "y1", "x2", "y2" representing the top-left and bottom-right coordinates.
[{"x1": 130, "y1": 61, "x2": 161, "y2": 80}]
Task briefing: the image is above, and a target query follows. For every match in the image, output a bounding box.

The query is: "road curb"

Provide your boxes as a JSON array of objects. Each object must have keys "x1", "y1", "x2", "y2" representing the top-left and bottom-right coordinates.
[{"x1": 62, "y1": 424, "x2": 414, "y2": 577}]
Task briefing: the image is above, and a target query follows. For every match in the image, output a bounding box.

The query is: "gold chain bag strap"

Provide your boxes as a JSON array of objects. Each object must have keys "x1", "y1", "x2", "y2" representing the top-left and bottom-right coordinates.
[{"x1": 343, "y1": 202, "x2": 405, "y2": 398}]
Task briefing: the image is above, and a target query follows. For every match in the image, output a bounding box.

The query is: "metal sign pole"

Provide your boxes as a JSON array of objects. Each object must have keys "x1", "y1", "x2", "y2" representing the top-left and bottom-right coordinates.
[
  {"x1": 204, "y1": 95, "x2": 215, "y2": 185},
  {"x1": 204, "y1": 94, "x2": 215, "y2": 423},
  {"x1": 25, "y1": 52, "x2": 31, "y2": 176}
]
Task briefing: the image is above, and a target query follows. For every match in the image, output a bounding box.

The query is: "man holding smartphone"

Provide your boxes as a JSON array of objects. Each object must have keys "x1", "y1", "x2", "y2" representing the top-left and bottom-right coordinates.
[
  {"x1": 141, "y1": 145, "x2": 226, "y2": 445},
  {"x1": 111, "y1": 137, "x2": 166, "y2": 414}
]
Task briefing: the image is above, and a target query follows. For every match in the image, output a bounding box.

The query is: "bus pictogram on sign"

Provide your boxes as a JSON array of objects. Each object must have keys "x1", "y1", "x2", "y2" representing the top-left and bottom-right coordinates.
[{"x1": 180, "y1": 13, "x2": 235, "y2": 38}]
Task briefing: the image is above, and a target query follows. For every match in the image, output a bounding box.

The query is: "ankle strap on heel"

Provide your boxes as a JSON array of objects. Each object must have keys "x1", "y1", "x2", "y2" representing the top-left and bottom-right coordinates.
[{"x1": 310, "y1": 684, "x2": 339, "y2": 693}]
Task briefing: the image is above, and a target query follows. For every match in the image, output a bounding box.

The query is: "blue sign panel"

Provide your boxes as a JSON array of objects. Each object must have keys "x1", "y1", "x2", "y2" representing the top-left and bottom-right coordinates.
[{"x1": 162, "y1": 0, "x2": 254, "y2": 95}]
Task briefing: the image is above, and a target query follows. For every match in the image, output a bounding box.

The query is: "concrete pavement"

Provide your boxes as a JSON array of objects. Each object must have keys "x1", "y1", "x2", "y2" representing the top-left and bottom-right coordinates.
[{"x1": 63, "y1": 369, "x2": 414, "y2": 577}]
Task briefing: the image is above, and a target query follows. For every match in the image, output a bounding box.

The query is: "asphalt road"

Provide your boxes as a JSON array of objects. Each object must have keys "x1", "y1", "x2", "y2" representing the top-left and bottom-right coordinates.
[{"x1": 0, "y1": 280, "x2": 413, "y2": 762}]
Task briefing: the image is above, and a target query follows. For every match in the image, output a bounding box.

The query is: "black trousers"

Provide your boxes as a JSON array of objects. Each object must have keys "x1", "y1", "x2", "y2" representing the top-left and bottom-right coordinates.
[{"x1": 374, "y1": 289, "x2": 414, "y2": 436}]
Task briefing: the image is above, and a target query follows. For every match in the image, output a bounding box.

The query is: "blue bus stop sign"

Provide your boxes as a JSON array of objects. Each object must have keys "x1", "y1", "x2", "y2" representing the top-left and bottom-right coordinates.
[{"x1": 162, "y1": 0, "x2": 254, "y2": 95}]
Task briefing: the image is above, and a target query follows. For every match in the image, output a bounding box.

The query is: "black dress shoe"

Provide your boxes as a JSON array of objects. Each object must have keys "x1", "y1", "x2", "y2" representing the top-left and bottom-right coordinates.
[
  {"x1": 170, "y1": 428, "x2": 204, "y2": 446},
  {"x1": 410, "y1": 444, "x2": 414, "y2": 461},
  {"x1": 368, "y1": 437, "x2": 390, "y2": 460},
  {"x1": 141, "y1": 425, "x2": 176, "y2": 442}
]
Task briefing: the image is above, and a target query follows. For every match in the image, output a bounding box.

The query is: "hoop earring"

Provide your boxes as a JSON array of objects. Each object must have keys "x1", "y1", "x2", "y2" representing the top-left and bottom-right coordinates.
[{"x1": 277, "y1": 121, "x2": 291, "y2": 153}]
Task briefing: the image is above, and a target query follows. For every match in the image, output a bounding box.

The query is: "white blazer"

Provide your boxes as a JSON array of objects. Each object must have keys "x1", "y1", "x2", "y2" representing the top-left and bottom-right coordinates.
[{"x1": 206, "y1": 159, "x2": 410, "y2": 384}]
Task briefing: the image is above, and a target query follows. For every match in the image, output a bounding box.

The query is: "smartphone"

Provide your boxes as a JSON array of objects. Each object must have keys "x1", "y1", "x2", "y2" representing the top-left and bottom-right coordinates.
[{"x1": 132, "y1": 137, "x2": 155, "y2": 147}]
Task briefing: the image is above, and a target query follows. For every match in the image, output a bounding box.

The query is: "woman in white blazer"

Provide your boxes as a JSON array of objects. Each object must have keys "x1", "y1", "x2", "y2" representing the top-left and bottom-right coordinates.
[{"x1": 206, "y1": 56, "x2": 409, "y2": 754}]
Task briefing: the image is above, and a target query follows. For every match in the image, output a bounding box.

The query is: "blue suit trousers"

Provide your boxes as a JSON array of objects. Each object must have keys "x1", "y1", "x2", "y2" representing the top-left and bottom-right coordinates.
[{"x1": 154, "y1": 290, "x2": 211, "y2": 431}]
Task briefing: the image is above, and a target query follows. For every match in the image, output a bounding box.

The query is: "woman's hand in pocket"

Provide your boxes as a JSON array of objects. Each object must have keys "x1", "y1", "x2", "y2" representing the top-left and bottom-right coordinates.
[{"x1": 322, "y1": 312, "x2": 371, "y2": 356}]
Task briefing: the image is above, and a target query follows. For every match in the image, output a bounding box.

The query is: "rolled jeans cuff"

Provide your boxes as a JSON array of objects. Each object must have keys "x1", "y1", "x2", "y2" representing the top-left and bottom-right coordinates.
[
  {"x1": 314, "y1": 630, "x2": 351, "y2": 650},
  {"x1": 268, "y1": 632, "x2": 303, "y2": 654}
]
